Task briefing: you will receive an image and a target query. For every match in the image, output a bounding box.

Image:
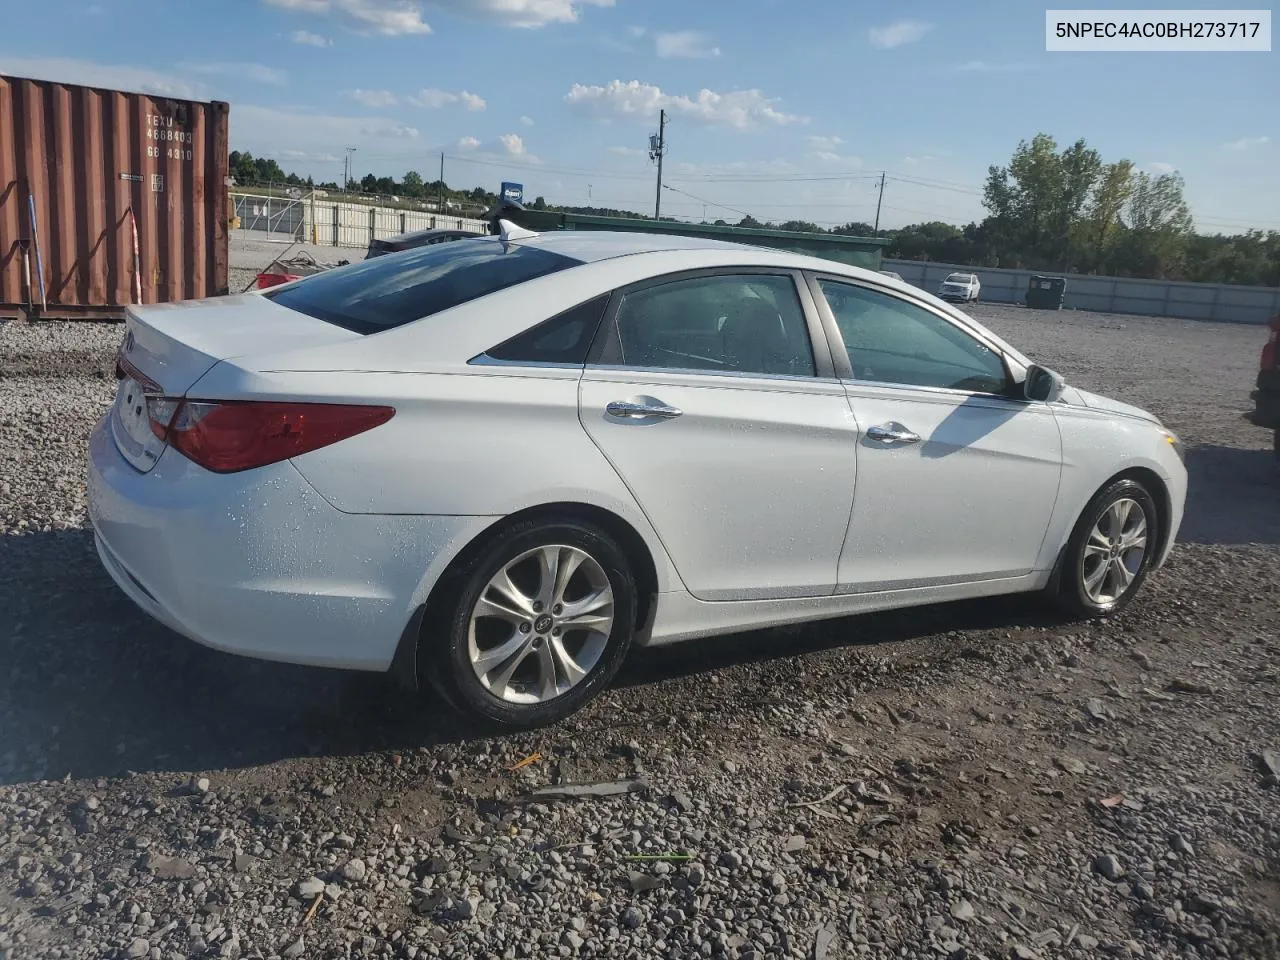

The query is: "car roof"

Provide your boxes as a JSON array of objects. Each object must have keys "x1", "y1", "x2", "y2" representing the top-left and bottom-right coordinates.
[
  {"x1": 378, "y1": 227, "x2": 472, "y2": 245},
  {"x1": 504, "y1": 229, "x2": 777, "y2": 263}
]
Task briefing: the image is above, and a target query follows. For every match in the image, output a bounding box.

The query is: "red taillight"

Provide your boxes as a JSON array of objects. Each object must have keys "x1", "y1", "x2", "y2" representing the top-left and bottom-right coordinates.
[{"x1": 149, "y1": 400, "x2": 394, "y2": 473}]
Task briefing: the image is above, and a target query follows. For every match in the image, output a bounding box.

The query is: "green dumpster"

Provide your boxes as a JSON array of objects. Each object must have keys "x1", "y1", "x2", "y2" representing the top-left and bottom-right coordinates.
[
  {"x1": 1026, "y1": 275, "x2": 1066, "y2": 310},
  {"x1": 507, "y1": 210, "x2": 889, "y2": 271}
]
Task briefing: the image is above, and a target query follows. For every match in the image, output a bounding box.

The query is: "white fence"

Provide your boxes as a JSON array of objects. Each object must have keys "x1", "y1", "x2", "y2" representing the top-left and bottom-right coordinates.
[
  {"x1": 883, "y1": 258, "x2": 1280, "y2": 325},
  {"x1": 231, "y1": 193, "x2": 489, "y2": 249}
]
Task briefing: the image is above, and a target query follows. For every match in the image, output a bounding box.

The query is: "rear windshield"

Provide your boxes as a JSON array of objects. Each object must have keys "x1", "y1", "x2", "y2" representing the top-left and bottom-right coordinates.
[
  {"x1": 945, "y1": 274, "x2": 971, "y2": 283},
  {"x1": 266, "y1": 239, "x2": 579, "y2": 334}
]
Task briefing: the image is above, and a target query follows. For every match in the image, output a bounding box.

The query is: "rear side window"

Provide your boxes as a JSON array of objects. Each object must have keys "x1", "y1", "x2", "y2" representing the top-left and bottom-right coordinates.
[
  {"x1": 483, "y1": 296, "x2": 611, "y2": 365},
  {"x1": 267, "y1": 239, "x2": 579, "y2": 334}
]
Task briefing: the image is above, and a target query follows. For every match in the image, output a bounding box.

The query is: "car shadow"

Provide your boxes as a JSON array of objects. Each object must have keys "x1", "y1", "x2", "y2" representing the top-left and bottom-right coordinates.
[
  {"x1": 0, "y1": 528, "x2": 1058, "y2": 785},
  {"x1": 1179, "y1": 443, "x2": 1280, "y2": 546}
]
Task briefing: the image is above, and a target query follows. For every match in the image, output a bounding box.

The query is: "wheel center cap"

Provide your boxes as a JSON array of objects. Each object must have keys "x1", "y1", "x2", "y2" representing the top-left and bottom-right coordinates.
[{"x1": 534, "y1": 614, "x2": 553, "y2": 634}]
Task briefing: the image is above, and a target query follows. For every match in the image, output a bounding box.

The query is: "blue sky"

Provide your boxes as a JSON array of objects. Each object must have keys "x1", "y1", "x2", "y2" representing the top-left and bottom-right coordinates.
[{"x1": 2, "y1": 0, "x2": 1276, "y2": 231}]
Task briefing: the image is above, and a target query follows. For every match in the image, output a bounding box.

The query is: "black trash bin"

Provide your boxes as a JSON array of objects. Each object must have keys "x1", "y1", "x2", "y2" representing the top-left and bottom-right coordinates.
[{"x1": 1026, "y1": 275, "x2": 1066, "y2": 310}]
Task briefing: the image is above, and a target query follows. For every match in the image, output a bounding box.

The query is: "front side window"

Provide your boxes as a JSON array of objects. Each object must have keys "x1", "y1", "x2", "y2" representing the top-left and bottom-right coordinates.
[
  {"x1": 600, "y1": 273, "x2": 815, "y2": 377},
  {"x1": 818, "y1": 279, "x2": 1008, "y2": 394},
  {"x1": 267, "y1": 239, "x2": 579, "y2": 334}
]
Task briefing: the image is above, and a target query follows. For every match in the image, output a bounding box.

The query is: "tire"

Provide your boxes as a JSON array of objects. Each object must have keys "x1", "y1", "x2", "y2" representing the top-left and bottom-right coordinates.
[
  {"x1": 419, "y1": 517, "x2": 636, "y2": 728},
  {"x1": 1053, "y1": 478, "x2": 1160, "y2": 618}
]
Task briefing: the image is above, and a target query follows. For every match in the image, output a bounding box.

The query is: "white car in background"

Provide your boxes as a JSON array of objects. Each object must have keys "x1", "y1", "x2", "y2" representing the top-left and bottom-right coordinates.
[
  {"x1": 938, "y1": 271, "x2": 980, "y2": 302},
  {"x1": 89, "y1": 226, "x2": 1186, "y2": 729}
]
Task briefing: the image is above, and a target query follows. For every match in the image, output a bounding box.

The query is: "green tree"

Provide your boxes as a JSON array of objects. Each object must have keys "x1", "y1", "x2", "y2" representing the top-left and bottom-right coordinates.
[
  {"x1": 1076, "y1": 160, "x2": 1134, "y2": 272},
  {"x1": 1117, "y1": 171, "x2": 1193, "y2": 277},
  {"x1": 401, "y1": 170, "x2": 424, "y2": 198}
]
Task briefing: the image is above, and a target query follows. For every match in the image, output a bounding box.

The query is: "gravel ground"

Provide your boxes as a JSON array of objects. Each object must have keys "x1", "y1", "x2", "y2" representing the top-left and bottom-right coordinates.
[{"x1": 1, "y1": 302, "x2": 1277, "y2": 960}]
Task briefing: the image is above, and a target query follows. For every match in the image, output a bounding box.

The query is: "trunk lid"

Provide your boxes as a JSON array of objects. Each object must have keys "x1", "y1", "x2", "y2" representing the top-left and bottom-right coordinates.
[{"x1": 112, "y1": 293, "x2": 361, "y2": 472}]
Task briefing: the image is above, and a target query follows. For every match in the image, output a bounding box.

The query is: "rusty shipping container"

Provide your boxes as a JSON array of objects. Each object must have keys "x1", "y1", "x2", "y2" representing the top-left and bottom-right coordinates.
[{"x1": 0, "y1": 74, "x2": 229, "y2": 320}]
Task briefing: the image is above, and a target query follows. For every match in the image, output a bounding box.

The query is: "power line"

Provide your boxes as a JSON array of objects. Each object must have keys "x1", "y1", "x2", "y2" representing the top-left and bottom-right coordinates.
[{"x1": 663, "y1": 183, "x2": 754, "y2": 220}]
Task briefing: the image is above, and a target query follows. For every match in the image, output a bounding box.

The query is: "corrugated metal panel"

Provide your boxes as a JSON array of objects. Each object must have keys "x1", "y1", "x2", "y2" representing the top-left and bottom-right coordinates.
[{"x1": 0, "y1": 74, "x2": 229, "y2": 319}]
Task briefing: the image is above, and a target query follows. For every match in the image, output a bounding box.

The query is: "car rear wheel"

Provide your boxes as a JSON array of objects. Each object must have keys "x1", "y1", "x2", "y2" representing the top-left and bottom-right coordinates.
[
  {"x1": 1053, "y1": 478, "x2": 1159, "y2": 618},
  {"x1": 421, "y1": 518, "x2": 636, "y2": 728}
]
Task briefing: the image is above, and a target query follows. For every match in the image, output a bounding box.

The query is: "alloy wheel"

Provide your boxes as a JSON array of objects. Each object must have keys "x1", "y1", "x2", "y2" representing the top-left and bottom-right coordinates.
[
  {"x1": 1080, "y1": 497, "x2": 1148, "y2": 605},
  {"x1": 466, "y1": 545, "x2": 614, "y2": 704}
]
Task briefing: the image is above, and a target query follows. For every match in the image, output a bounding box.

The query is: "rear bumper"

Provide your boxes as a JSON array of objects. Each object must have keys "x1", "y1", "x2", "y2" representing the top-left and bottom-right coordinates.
[{"x1": 87, "y1": 416, "x2": 493, "y2": 671}]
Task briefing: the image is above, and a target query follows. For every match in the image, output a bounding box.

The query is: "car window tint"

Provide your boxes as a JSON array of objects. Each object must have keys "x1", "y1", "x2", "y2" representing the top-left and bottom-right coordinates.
[
  {"x1": 484, "y1": 295, "x2": 611, "y2": 365},
  {"x1": 818, "y1": 280, "x2": 1008, "y2": 394},
  {"x1": 602, "y1": 274, "x2": 815, "y2": 377},
  {"x1": 267, "y1": 239, "x2": 579, "y2": 334}
]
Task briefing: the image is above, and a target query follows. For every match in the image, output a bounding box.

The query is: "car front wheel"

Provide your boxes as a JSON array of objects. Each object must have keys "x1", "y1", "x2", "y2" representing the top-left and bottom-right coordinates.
[
  {"x1": 1054, "y1": 478, "x2": 1159, "y2": 618},
  {"x1": 421, "y1": 518, "x2": 636, "y2": 728}
]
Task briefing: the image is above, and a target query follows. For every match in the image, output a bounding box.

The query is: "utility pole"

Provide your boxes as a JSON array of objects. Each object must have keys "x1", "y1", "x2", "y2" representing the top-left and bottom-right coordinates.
[
  {"x1": 873, "y1": 170, "x2": 885, "y2": 235},
  {"x1": 344, "y1": 146, "x2": 358, "y2": 195},
  {"x1": 649, "y1": 109, "x2": 666, "y2": 220},
  {"x1": 438, "y1": 152, "x2": 445, "y2": 214}
]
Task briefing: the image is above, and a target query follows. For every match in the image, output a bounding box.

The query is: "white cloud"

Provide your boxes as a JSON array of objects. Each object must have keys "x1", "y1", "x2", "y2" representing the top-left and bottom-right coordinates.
[
  {"x1": 264, "y1": 0, "x2": 432, "y2": 35},
  {"x1": 655, "y1": 30, "x2": 721, "y2": 59},
  {"x1": 290, "y1": 29, "x2": 333, "y2": 45},
  {"x1": 1146, "y1": 161, "x2": 1178, "y2": 175},
  {"x1": 565, "y1": 80, "x2": 807, "y2": 129},
  {"x1": 230, "y1": 105, "x2": 424, "y2": 160},
  {"x1": 456, "y1": 133, "x2": 540, "y2": 162},
  {"x1": 869, "y1": 19, "x2": 932, "y2": 49},
  {"x1": 1222, "y1": 135, "x2": 1269, "y2": 151},
  {"x1": 806, "y1": 135, "x2": 843, "y2": 151},
  {"x1": 382, "y1": 123, "x2": 419, "y2": 137},
  {"x1": 408, "y1": 87, "x2": 485, "y2": 109},
  {"x1": 187, "y1": 61, "x2": 288, "y2": 85},
  {"x1": 810, "y1": 150, "x2": 862, "y2": 167},
  {"x1": 424, "y1": 0, "x2": 614, "y2": 28},
  {"x1": 0, "y1": 55, "x2": 202, "y2": 98},
  {"x1": 627, "y1": 25, "x2": 645, "y2": 38},
  {"x1": 347, "y1": 88, "x2": 399, "y2": 107},
  {"x1": 519, "y1": 115, "x2": 535, "y2": 126},
  {"x1": 609, "y1": 145, "x2": 647, "y2": 156},
  {"x1": 265, "y1": 0, "x2": 612, "y2": 31},
  {"x1": 902, "y1": 153, "x2": 941, "y2": 166}
]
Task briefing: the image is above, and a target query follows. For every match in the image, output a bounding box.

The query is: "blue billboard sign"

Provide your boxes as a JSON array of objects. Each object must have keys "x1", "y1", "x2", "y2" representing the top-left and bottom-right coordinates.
[{"x1": 500, "y1": 181, "x2": 524, "y2": 203}]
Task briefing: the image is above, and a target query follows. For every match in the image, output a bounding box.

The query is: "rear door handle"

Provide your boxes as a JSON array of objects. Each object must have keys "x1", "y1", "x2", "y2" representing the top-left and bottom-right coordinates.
[
  {"x1": 866, "y1": 422, "x2": 921, "y2": 444},
  {"x1": 606, "y1": 399, "x2": 683, "y2": 420}
]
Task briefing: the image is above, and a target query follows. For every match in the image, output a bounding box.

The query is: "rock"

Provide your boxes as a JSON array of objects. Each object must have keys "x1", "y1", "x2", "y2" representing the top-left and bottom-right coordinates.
[
  {"x1": 143, "y1": 854, "x2": 197, "y2": 880},
  {"x1": 1170, "y1": 834, "x2": 1194, "y2": 856},
  {"x1": 1012, "y1": 947, "x2": 1042, "y2": 960},
  {"x1": 1076, "y1": 935, "x2": 1099, "y2": 951},
  {"x1": 334, "y1": 834, "x2": 356, "y2": 849},
  {"x1": 722, "y1": 760, "x2": 738, "y2": 774},
  {"x1": 456, "y1": 896, "x2": 481, "y2": 921},
  {"x1": 621, "y1": 906, "x2": 643, "y2": 929},
  {"x1": 783, "y1": 835, "x2": 806, "y2": 853},
  {"x1": 1055, "y1": 756, "x2": 1087, "y2": 775},
  {"x1": 767, "y1": 872, "x2": 787, "y2": 892},
  {"x1": 1093, "y1": 855, "x2": 1124, "y2": 881},
  {"x1": 813, "y1": 924, "x2": 836, "y2": 960},
  {"x1": 1168, "y1": 678, "x2": 1214, "y2": 695},
  {"x1": 1134, "y1": 882, "x2": 1154, "y2": 901},
  {"x1": 341, "y1": 858, "x2": 367, "y2": 882},
  {"x1": 233, "y1": 854, "x2": 254, "y2": 873},
  {"x1": 297, "y1": 877, "x2": 326, "y2": 899},
  {"x1": 562, "y1": 931, "x2": 584, "y2": 951},
  {"x1": 671, "y1": 792, "x2": 694, "y2": 814},
  {"x1": 1084, "y1": 699, "x2": 1108, "y2": 722},
  {"x1": 950, "y1": 900, "x2": 975, "y2": 923},
  {"x1": 629, "y1": 872, "x2": 663, "y2": 892},
  {"x1": 190, "y1": 777, "x2": 210, "y2": 794},
  {"x1": 718, "y1": 851, "x2": 743, "y2": 870},
  {"x1": 126, "y1": 939, "x2": 150, "y2": 959},
  {"x1": 282, "y1": 939, "x2": 305, "y2": 959},
  {"x1": 83, "y1": 796, "x2": 100, "y2": 811}
]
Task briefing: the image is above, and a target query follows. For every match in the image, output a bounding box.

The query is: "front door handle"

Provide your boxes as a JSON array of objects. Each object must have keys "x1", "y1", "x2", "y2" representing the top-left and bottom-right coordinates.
[
  {"x1": 866, "y1": 422, "x2": 921, "y2": 444},
  {"x1": 606, "y1": 399, "x2": 684, "y2": 420},
  {"x1": 606, "y1": 399, "x2": 686, "y2": 419}
]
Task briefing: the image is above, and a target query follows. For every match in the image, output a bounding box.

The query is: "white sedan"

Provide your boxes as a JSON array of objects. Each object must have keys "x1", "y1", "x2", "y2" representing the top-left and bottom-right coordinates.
[
  {"x1": 89, "y1": 225, "x2": 1187, "y2": 728},
  {"x1": 938, "y1": 271, "x2": 980, "y2": 302}
]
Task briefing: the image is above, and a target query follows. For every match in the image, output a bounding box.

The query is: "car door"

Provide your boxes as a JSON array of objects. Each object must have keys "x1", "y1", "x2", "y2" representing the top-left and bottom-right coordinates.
[
  {"x1": 578, "y1": 268, "x2": 858, "y2": 601},
  {"x1": 808, "y1": 274, "x2": 1063, "y2": 592}
]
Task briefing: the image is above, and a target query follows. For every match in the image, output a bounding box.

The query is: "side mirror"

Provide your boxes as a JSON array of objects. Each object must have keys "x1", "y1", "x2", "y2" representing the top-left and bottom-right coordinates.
[{"x1": 1024, "y1": 364, "x2": 1065, "y2": 403}]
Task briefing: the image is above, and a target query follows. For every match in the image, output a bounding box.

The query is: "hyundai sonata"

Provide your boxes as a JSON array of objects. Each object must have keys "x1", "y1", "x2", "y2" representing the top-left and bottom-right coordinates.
[{"x1": 89, "y1": 225, "x2": 1187, "y2": 727}]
